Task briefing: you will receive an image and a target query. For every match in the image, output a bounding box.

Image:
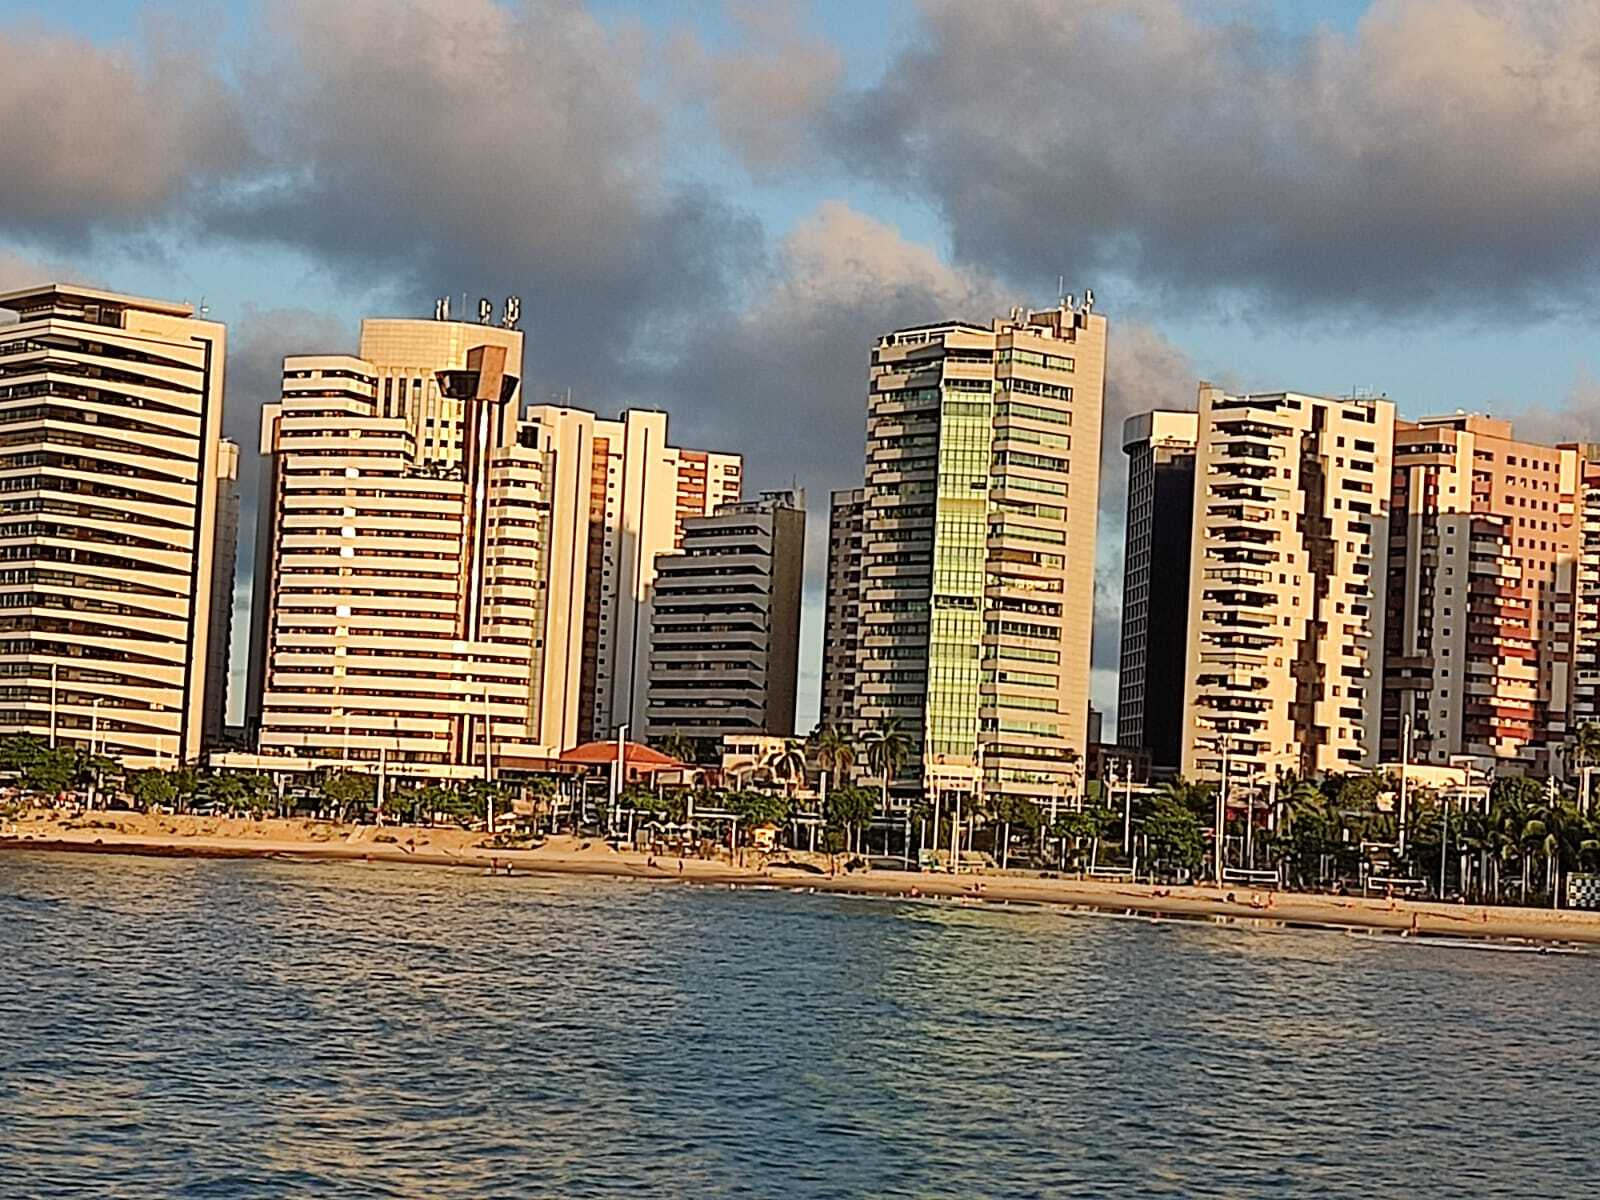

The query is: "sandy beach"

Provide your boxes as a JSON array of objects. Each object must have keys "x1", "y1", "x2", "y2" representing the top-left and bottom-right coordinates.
[{"x1": 5, "y1": 810, "x2": 1600, "y2": 948}]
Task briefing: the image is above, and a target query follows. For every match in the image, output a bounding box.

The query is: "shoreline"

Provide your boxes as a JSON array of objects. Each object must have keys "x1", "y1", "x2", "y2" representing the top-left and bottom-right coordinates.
[{"x1": 6, "y1": 819, "x2": 1600, "y2": 949}]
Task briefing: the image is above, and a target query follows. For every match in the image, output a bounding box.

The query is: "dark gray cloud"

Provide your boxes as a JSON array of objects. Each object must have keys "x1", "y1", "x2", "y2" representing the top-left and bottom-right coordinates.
[
  {"x1": 825, "y1": 0, "x2": 1600, "y2": 316},
  {"x1": 204, "y1": 0, "x2": 763, "y2": 404},
  {"x1": 0, "y1": 26, "x2": 245, "y2": 240},
  {"x1": 223, "y1": 304, "x2": 351, "y2": 579}
]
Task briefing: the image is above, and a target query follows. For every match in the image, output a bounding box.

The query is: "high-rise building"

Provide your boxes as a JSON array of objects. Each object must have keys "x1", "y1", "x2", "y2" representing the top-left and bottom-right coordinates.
[
  {"x1": 1181, "y1": 385, "x2": 1395, "y2": 782},
  {"x1": 548, "y1": 408, "x2": 740, "y2": 743},
  {"x1": 1570, "y1": 447, "x2": 1600, "y2": 734},
  {"x1": 856, "y1": 299, "x2": 1107, "y2": 804},
  {"x1": 0, "y1": 284, "x2": 226, "y2": 766},
  {"x1": 251, "y1": 321, "x2": 552, "y2": 767},
  {"x1": 644, "y1": 489, "x2": 805, "y2": 745},
  {"x1": 1383, "y1": 416, "x2": 1580, "y2": 772},
  {"x1": 820, "y1": 487, "x2": 866, "y2": 734},
  {"x1": 204, "y1": 438, "x2": 240, "y2": 744},
  {"x1": 1117, "y1": 410, "x2": 1197, "y2": 771}
]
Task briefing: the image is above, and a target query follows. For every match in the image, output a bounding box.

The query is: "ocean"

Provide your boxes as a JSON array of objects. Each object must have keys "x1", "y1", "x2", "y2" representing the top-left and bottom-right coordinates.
[{"x1": 2, "y1": 851, "x2": 1595, "y2": 1197}]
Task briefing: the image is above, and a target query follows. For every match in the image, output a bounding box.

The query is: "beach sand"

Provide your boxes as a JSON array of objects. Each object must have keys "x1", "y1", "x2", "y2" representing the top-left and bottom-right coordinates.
[{"x1": 4, "y1": 810, "x2": 1598, "y2": 947}]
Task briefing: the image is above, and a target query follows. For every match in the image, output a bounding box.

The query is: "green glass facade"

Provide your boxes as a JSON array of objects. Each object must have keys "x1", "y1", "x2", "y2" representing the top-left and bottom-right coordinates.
[{"x1": 924, "y1": 389, "x2": 991, "y2": 761}]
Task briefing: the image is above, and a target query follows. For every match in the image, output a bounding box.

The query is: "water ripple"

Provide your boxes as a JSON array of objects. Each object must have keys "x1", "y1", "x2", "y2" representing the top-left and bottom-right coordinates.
[{"x1": 2, "y1": 852, "x2": 1597, "y2": 1198}]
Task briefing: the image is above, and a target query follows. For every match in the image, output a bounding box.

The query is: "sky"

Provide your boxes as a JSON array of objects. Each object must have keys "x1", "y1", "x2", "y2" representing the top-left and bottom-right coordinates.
[{"x1": 2, "y1": 0, "x2": 1599, "y2": 734}]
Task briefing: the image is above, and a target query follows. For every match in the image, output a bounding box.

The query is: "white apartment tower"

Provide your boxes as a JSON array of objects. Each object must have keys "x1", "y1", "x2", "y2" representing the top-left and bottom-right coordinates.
[
  {"x1": 857, "y1": 300, "x2": 1107, "y2": 803},
  {"x1": 1181, "y1": 385, "x2": 1395, "y2": 782},
  {"x1": 251, "y1": 321, "x2": 551, "y2": 766},
  {"x1": 0, "y1": 284, "x2": 226, "y2": 766},
  {"x1": 521, "y1": 405, "x2": 741, "y2": 744}
]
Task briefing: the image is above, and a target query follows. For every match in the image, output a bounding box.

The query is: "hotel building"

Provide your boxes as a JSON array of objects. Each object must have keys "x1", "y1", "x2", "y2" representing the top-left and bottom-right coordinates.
[
  {"x1": 644, "y1": 489, "x2": 805, "y2": 745},
  {"x1": 0, "y1": 284, "x2": 226, "y2": 766},
  {"x1": 1181, "y1": 385, "x2": 1395, "y2": 782},
  {"x1": 853, "y1": 299, "x2": 1107, "y2": 803},
  {"x1": 820, "y1": 487, "x2": 866, "y2": 734},
  {"x1": 1382, "y1": 416, "x2": 1580, "y2": 771},
  {"x1": 1116, "y1": 410, "x2": 1197, "y2": 772}
]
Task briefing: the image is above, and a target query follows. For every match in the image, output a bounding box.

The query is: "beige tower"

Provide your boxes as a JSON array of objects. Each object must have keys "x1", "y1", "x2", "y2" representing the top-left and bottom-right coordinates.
[
  {"x1": 1181, "y1": 385, "x2": 1395, "y2": 782},
  {"x1": 0, "y1": 284, "x2": 225, "y2": 767},
  {"x1": 858, "y1": 299, "x2": 1107, "y2": 803},
  {"x1": 252, "y1": 318, "x2": 550, "y2": 768}
]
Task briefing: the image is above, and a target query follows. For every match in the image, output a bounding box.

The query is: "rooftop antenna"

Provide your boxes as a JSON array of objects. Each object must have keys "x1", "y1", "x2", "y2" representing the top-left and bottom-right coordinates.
[
  {"x1": 197, "y1": 295, "x2": 209, "y2": 318},
  {"x1": 1058, "y1": 275, "x2": 1066, "y2": 305}
]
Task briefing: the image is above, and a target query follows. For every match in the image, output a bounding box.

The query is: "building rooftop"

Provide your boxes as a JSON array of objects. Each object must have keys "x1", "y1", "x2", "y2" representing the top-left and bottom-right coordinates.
[{"x1": 0, "y1": 282, "x2": 196, "y2": 320}]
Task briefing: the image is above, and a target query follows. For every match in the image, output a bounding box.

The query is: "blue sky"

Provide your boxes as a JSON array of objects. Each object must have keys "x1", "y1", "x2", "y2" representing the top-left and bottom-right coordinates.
[{"x1": 2, "y1": 0, "x2": 1598, "y2": 732}]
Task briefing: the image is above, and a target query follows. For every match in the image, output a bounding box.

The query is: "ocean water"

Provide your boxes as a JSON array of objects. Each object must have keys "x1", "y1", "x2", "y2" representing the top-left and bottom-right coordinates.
[{"x1": 1, "y1": 852, "x2": 1596, "y2": 1198}]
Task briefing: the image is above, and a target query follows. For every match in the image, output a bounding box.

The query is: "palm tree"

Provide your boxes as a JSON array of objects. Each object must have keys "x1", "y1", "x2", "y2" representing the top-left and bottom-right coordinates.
[
  {"x1": 656, "y1": 734, "x2": 697, "y2": 765},
  {"x1": 763, "y1": 739, "x2": 808, "y2": 797},
  {"x1": 1568, "y1": 721, "x2": 1600, "y2": 807},
  {"x1": 859, "y1": 718, "x2": 911, "y2": 813},
  {"x1": 809, "y1": 723, "x2": 855, "y2": 786}
]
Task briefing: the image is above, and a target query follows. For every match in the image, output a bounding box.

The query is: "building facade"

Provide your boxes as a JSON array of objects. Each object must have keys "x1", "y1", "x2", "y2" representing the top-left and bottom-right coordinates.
[
  {"x1": 0, "y1": 284, "x2": 226, "y2": 766},
  {"x1": 1571, "y1": 447, "x2": 1600, "y2": 734},
  {"x1": 1117, "y1": 410, "x2": 1197, "y2": 772},
  {"x1": 1181, "y1": 385, "x2": 1395, "y2": 782},
  {"x1": 203, "y1": 438, "x2": 240, "y2": 744},
  {"x1": 856, "y1": 300, "x2": 1107, "y2": 804},
  {"x1": 820, "y1": 487, "x2": 866, "y2": 734},
  {"x1": 251, "y1": 322, "x2": 552, "y2": 767},
  {"x1": 522, "y1": 405, "x2": 742, "y2": 745},
  {"x1": 644, "y1": 489, "x2": 805, "y2": 746},
  {"x1": 1383, "y1": 416, "x2": 1580, "y2": 772}
]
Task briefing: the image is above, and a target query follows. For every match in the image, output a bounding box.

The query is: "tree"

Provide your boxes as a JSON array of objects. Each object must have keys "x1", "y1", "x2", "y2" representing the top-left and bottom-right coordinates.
[
  {"x1": 860, "y1": 718, "x2": 911, "y2": 811},
  {"x1": 320, "y1": 770, "x2": 375, "y2": 822},
  {"x1": 728, "y1": 788, "x2": 791, "y2": 833},
  {"x1": 1, "y1": 735, "x2": 75, "y2": 797},
  {"x1": 826, "y1": 785, "x2": 876, "y2": 854},
  {"x1": 763, "y1": 739, "x2": 808, "y2": 796},
  {"x1": 129, "y1": 769, "x2": 178, "y2": 812},
  {"x1": 809, "y1": 724, "x2": 855, "y2": 784},
  {"x1": 1141, "y1": 795, "x2": 1206, "y2": 879},
  {"x1": 655, "y1": 734, "x2": 698, "y2": 766}
]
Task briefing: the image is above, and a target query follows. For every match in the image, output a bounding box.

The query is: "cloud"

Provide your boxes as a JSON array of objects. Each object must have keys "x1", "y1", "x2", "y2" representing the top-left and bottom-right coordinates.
[
  {"x1": 829, "y1": 0, "x2": 1600, "y2": 316},
  {"x1": 651, "y1": 200, "x2": 1007, "y2": 499},
  {"x1": 0, "y1": 25, "x2": 245, "y2": 239},
  {"x1": 223, "y1": 303, "x2": 351, "y2": 565},
  {"x1": 669, "y1": 1, "x2": 843, "y2": 176},
  {"x1": 1500, "y1": 373, "x2": 1600, "y2": 447}
]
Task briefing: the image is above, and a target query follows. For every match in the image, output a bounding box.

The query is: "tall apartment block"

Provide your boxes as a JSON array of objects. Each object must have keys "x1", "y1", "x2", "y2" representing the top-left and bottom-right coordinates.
[
  {"x1": 1181, "y1": 385, "x2": 1395, "y2": 782},
  {"x1": 1117, "y1": 410, "x2": 1197, "y2": 772},
  {"x1": 522, "y1": 405, "x2": 742, "y2": 743},
  {"x1": 1570, "y1": 447, "x2": 1600, "y2": 733},
  {"x1": 856, "y1": 300, "x2": 1107, "y2": 803},
  {"x1": 1383, "y1": 416, "x2": 1579, "y2": 771},
  {"x1": 203, "y1": 438, "x2": 240, "y2": 744},
  {"x1": 819, "y1": 487, "x2": 866, "y2": 733},
  {"x1": 643, "y1": 489, "x2": 805, "y2": 745},
  {"x1": 0, "y1": 284, "x2": 226, "y2": 766},
  {"x1": 250, "y1": 320, "x2": 553, "y2": 767}
]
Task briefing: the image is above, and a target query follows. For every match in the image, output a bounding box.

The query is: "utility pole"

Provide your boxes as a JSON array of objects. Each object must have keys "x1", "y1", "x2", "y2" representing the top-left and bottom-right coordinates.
[
  {"x1": 611, "y1": 723, "x2": 628, "y2": 834},
  {"x1": 49, "y1": 661, "x2": 58, "y2": 749},
  {"x1": 1399, "y1": 711, "x2": 1412, "y2": 859},
  {"x1": 1216, "y1": 736, "x2": 1230, "y2": 884},
  {"x1": 1121, "y1": 763, "x2": 1132, "y2": 856}
]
